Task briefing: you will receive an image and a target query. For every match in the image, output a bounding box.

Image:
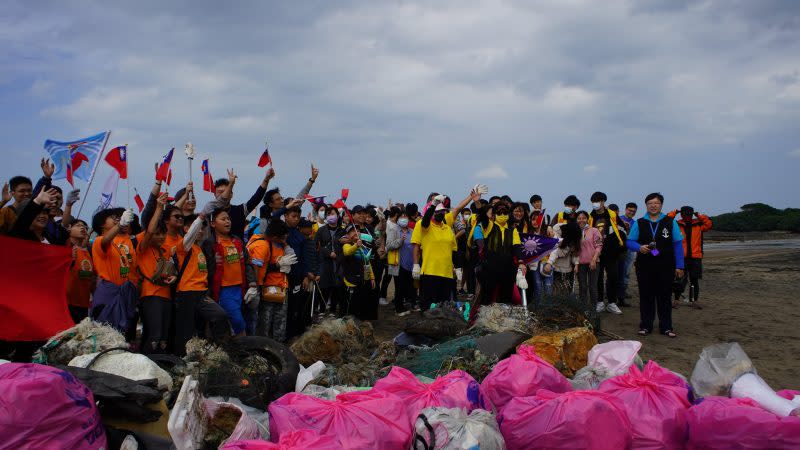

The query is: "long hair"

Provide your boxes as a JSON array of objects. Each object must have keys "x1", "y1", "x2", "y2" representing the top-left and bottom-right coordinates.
[{"x1": 559, "y1": 222, "x2": 581, "y2": 255}]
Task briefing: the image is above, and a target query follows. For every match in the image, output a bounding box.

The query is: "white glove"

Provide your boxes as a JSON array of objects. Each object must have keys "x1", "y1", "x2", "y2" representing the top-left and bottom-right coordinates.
[
  {"x1": 432, "y1": 194, "x2": 446, "y2": 206},
  {"x1": 412, "y1": 263, "x2": 421, "y2": 280},
  {"x1": 516, "y1": 269, "x2": 528, "y2": 289},
  {"x1": 66, "y1": 189, "x2": 80, "y2": 206},
  {"x1": 454, "y1": 268, "x2": 463, "y2": 283},
  {"x1": 277, "y1": 254, "x2": 298, "y2": 273},
  {"x1": 472, "y1": 184, "x2": 489, "y2": 195},
  {"x1": 244, "y1": 287, "x2": 259, "y2": 305},
  {"x1": 119, "y1": 209, "x2": 135, "y2": 227}
]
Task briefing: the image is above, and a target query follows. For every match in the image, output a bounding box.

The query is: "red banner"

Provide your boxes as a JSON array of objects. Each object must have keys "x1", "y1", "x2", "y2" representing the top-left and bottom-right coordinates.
[{"x1": 0, "y1": 236, "x2": 74, "y2": 341}]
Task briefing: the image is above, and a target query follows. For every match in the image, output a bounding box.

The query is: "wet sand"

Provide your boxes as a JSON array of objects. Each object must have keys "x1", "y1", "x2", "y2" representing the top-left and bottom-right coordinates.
[
  {"x1": 374, "y1": 239, "x2": 800, "y2": 389},
  {"x1": 601, "y1": 241, "x2": 800, "y2": 388}
]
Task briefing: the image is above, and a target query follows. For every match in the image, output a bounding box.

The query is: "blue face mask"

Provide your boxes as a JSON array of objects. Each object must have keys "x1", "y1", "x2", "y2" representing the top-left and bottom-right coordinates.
[
  {"x1": 398, "y1": 218, "x2": 409, "y2": 228},
  {"x1": 564, "y1": 207, "x2": 573, "y2": 214}
]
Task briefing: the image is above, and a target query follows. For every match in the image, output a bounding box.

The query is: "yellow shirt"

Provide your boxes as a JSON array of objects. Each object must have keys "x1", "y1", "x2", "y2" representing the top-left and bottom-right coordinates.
[{"x1": 411, "y1": 220, "x2": 457, "y2": 279}]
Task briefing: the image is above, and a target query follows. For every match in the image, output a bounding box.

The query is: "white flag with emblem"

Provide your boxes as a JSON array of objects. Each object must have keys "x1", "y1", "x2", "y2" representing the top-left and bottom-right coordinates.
[{"x1": 95, "y1": 171, "x2": 120, "y2": 214}]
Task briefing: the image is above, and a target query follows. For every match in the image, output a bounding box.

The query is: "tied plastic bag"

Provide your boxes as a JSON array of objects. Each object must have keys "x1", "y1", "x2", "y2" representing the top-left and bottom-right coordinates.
[
  {"x1": 686, "y1": 396, "x2": 800, "y2": 449},
  {"x1": 481, "y1": 345, "x2": 572, "y2": 410},
  {"x1": 0, "y1": 363, "x2": 107, "y2": 450},
  {"x1": 373, "y1": 367, "x2": 492, "y2": 420},
  {"x1": 69, "y1": 350, "x2": 173, "y2": 391},
  {"x1": 268, "y1": 390, "x2": 412, "y2": 449},
  {"x1": 204, "y1": 399, "x2": 262, "y2": 448},
  {"x1": 690, "y1": 342, "x2": 755, "y2": 398},
  {"x1": 598, "y1": 361, "x2": 691, "y2": 450},
  {"x1": 221, "y1": 430, "x2": 342, "y2": 450},
  {"x1": 571, "y1": 340, "x2": 644, "y2": 390},
  {"x1": 498, "y1": 390, "x2": 631, "y2": 450},
  {"x1": 730, "y1": 373, "x2": 800, "y2": 417},
  {"x1": 413, "y1": 407, "x2": 506, "y2": 450}
]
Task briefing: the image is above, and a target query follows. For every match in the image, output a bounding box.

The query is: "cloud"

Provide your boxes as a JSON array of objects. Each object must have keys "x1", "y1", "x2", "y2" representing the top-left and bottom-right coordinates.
[
  {"x1": 789, "y1": 149, "x2": 800, "y2": 158},
  {"x1": 583, "y1": 164, "x2": 599, "y2": 173},
  {"x1": 475, "y1": 165, "x2": 509, "y2": 179}
]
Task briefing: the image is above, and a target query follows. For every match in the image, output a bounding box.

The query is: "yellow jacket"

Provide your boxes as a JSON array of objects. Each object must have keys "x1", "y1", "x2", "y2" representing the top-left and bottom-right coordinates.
[{"x1": 588, "y1": 209, "x2": 624, "y2": 246}]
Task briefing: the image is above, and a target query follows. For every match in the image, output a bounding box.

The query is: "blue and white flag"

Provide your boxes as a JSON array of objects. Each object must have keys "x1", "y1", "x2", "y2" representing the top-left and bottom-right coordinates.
[
  {"x1": 44, "y1": 131, "x2": 110, "y2": 183},
  {"x1": 518, "y1": 233, "x2": 560, "y2": 264},
  {"x1": 95, "y1": 171, "x2": 120, "y2": 214}
]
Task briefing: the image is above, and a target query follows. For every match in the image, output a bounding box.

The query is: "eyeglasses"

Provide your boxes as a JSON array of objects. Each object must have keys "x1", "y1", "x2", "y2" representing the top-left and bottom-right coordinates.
[{"x1": 171, "y1": 215, "x2": 184, "y2": 220}]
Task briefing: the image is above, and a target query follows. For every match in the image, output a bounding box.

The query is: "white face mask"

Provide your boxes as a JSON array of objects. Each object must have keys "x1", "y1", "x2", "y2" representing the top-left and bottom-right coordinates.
[
  {"x1": 592, "y1": 202, "x2": 602, "y2": 211},
  {"x1": 318, "y1": 211, "x2": 326, "y2": 220}
]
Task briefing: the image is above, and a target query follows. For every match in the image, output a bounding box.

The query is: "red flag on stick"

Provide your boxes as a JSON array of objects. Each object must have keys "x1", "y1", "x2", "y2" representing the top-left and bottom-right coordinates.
[
  {"x1": 0, "y1": 235, "x2": 73, "y2": 341},
  {"x1": 258, "y1": 146, "x2": 272, "y2": 168},
  {"x1": 155, "y1": 148, "x2": 174, "y2": 182},
  {"x1": 104, "y1": 145, "x2": 128, "y2": 179},
  {"x1": 133, "y1": 188, "x2": 145, "y2": 212},
  {"x1": 341, "y1": 188, "x2": 350, "y2": 201},
  {"x1": 201, "y1": 159, "x2": 214, "y2": 193}
]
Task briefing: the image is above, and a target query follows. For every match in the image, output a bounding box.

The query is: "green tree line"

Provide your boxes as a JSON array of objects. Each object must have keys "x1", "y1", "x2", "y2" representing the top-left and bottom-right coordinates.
[{"x1": 712, "y1": 203, "x2": 800, "y2": 232}]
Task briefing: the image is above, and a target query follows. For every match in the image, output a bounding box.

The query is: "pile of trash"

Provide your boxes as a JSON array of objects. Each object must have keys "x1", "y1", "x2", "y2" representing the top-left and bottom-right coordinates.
[{"x1": 9, "y1": 311, "x2": 800, "y2": 450}]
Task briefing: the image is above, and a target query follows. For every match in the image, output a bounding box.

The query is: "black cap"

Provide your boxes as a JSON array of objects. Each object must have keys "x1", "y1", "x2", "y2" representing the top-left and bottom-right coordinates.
[{"x1": 351, "y1": 205, "x2": 365, "y2": 214}]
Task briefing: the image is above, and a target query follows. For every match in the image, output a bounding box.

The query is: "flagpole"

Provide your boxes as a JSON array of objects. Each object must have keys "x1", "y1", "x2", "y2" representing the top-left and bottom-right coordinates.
[{"x1": 77, "y1": 130, "x2": 112, "y2": 219}]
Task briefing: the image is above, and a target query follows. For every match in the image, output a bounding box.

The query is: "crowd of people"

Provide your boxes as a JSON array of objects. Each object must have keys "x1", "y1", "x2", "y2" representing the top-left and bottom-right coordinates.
[{"x1": 0, "y1": 157, "x2": 713, "y2": 361}]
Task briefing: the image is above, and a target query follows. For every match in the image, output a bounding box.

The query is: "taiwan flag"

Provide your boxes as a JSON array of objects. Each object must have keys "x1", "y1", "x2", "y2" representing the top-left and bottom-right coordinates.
[
  {"x1": 258, "y1": 146, "x2": 272, "y2": 167},
  {"x1": 201, "y1": 159, "x2": 214, "y2": 193},
  {"x1": 133, "y1": 188, "x2": 145, "y2": 212},
  {"x1": 518, "y1": 233, "x2": 560, "y2": 264},
  {"x1": 104, "y1": 145, "x2": 128, "y2": 179},
  {"x1": 155, "y1": 148, "x2": 174, "y2": 182}
]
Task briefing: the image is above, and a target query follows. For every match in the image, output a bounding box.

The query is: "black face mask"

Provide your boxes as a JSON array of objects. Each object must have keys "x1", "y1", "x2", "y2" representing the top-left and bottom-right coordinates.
[{"x1": 434, "y1": 212, "x2": 446, "y2": 223}]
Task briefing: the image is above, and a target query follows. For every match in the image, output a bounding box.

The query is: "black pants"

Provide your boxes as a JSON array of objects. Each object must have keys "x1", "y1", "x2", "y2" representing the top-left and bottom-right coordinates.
[
  {"x1": 637, "y1": 265, "x2": 674, "y2": 333},
  {"x1": 464, "y1": 262, "x2": 476, "y2": 295},
  {"x1": 68, "y1": 305, "x2": 88, "y2": 324},
  {"x1": 323, "y1": 286, "x2": 345, "y2": 316},
  {"x1": 674, "y1": 258, "x2": 702, "y2": 302},
  {"x1": 373, "y1": 258, "x2": 386, "y2": 298},
  {"x1": 346, "y1": 281, "x2": 376, "y2": 320},
  {"x1": 480, "y1": 269, "x2": 515, "y2": 305},
  {"x1": 420, "y1": 275, "x2": 452, "y2": 311},
  {"x1": 196, "y1": 295, "x2": 231, "y2": 343},
  {"x1": 173, "y1": 291, "x2": 202, "y2": 355},
  {"x1": 599, "y1": 254, "x2": 621, "y2": 304},
  {"x1": 380, "y1": 264, "x2": 392, "y2": 299},
  {"x1": 395, "y1": 268, "x2": 416, "y2": 312},
  {"x1": 286, "y1": 283, "x2": 311, "y2": 339},
  {"x1": 140, "y1": 296, "x2": 172, "y2": 353}
]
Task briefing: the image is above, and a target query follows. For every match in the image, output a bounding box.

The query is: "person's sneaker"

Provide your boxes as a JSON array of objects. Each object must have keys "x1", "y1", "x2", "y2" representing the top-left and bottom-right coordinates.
[
  {"x1": 395, "y1": 308, "x2": 411, "y2": 317},
  {"x1": 607, "y1": 303, "x2": 623, "y2": 315},
  {"x1": 379, "y1": 297, "x2": 389, "y2": 306},
  {"x1": 412, "y1": 303, "x2": 422, "y2": 312},
  {"x1": 596, "y1": 302, "x2": 606, "y2": 313}
]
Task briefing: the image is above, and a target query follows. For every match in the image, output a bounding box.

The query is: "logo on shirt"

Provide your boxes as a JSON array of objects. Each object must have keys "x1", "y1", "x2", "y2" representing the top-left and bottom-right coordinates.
[
  {"x1": 197, "y1": 253, "x2": 208, "y2": 272},
  {"x1": 118, "y1": 243, "x2": 133, "y2": 263},
  {"x1": 224, "y1": 245, "x2": 240, "y2": 264},
  {"x1": 79, "y1": 259, "x2": 93, "y2": 279},
  {"x1": 662, "y1": 228, "x2": 670, "y2": 239}
]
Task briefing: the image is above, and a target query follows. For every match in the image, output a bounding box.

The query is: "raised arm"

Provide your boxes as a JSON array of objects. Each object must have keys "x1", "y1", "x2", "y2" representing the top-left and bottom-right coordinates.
[
  {"x1": 61, "y1": 189, "x2": 80, "y2": 228},
  {"x1": 245, "y1": 168, "x2": 274, "y2": 215},
  {"x1": 183, "y1": 214, "x2": 205, "y2": 251},
  {"x1": 295, "y1": 164, "x2": 319, "y2": 199},
  {"x1": 141, "y1": 193, "x2": 168, "y2": 249},
  {"x1": 450, "y1": 184, "x2": 486, "y2": 219},
  {"x1": 141, "y1": 173, "x2": 163, "y2": 231}
]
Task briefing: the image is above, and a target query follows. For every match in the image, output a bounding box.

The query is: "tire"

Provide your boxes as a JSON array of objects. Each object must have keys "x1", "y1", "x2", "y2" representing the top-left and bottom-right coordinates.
[{"x1": 231, "y1": 336, "x2": 300, "y2": 403}]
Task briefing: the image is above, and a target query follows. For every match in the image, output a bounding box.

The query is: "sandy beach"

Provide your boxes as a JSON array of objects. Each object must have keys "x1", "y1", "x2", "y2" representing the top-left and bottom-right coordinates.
[{"x1": 373, "y1": 237, "x2": 800, "y2": 389}]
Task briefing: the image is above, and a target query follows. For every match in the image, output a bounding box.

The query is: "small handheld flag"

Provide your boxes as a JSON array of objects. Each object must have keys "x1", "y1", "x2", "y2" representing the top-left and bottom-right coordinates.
[
  {"x1": 341, "y1": 188, "x2": 350, "y2": 201},
  {"x1": 65, "y1": 150, "x2": 90, "y2": 186},
  {"x1": 518, "y1": 233, "x2": 560, "y2": 264},
  {"x1": 133, "y1": 188, "x2": 145, "y2": 212},
  {"x1": 258, "y1": 145, "x2": 272, "y2": 168},
  {"x1": 155, "y1": 148, "x2": 174, "y2": 182},
  {"x1": 201, "y1": 159, "x2": 214, "y2": 193},
  {"x1": 304, "y1": 194, "x2": 327, "y2": 207},
  {"x1": 104, "y1": 145, "x2": 128, "y2": 179}
]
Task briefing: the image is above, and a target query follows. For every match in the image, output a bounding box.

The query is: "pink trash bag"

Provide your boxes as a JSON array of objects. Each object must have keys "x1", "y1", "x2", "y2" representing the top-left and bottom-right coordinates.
[
  {"x1": 598, "y1": 360, "x2": 691, "y2": 450},
  {"x1": 268, "y1": 389, "x2": 412, "y2": 449},
  {"x1": 687, "y1": 396, "x2": 800, "y2": 449},
  {"x1": 221, "y1": 430, "x2": 343, "y2": 450},
  {"x1": 481, "y1": 344, "x2": 572, "y2": 410},
  {"x1": 373, "y1": 366, "x2": 492, "y2": 419},
  {"x1": 0, "y1": 363, "x2": 107, "y2": 450},
  {"x1": 498, "y1": 389, "x2": 632, "y2": 450}
]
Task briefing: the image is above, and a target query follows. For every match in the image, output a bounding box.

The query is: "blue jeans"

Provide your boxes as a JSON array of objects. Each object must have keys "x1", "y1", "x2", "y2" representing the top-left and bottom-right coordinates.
[
  {"x1": 619, "y1": 251, "x2": 636, "y2": 299},
  {"x1": 533, "y1": 269, "x2": 553, "y2": 303},
  {"x1": 218, "y1": 286, "x2": 246, "y2": 335}
]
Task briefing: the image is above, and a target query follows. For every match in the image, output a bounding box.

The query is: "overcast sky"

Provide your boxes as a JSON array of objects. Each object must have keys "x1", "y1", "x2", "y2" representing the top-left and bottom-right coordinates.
[{"x1": 2, "y1": 0, "x2": 799, "y2": 217}]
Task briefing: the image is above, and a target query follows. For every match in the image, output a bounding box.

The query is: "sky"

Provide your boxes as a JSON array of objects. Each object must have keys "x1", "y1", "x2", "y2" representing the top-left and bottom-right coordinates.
[{"x1": 1, "y1": 0, "x2": 799, "y2": 217}]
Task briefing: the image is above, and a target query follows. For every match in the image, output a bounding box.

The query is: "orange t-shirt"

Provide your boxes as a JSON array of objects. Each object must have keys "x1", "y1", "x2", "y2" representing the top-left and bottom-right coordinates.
[
  {"x1": 177, "y1": 243, "x2": 209, "y2": 292},
  {"x1": 163, "y1": 233, "x2": 183, "y2": 259},
  {"x1": 67, "y1": 247, "x2": 94, "y2": 308},
  {"x1": 219, "y1": 236, "x2": 243, "y2": 287},
  {"x1": 92, "y1": 234, "x2": 136, "y2": 285},
  {"x1": 137, "y1": 242, "x2": 171, "y2": 299},
  {"x1": 247, "y1": 236, "x2": 288, "y2": 289}
]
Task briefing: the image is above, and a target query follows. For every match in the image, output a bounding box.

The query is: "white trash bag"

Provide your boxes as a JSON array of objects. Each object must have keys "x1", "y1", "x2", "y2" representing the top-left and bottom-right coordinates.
[
  {"x1": 571, "y1": 340, "x2": 643, "y2": 390},
  {"x1": 413, "y1": 407, "x2": 506, "y2": 450}
]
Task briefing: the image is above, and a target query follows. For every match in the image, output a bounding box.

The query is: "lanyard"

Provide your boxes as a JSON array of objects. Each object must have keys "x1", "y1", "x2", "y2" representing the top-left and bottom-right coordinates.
[{"x1": 648, "y1": 219, "x2": 660, "y2": 242}]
